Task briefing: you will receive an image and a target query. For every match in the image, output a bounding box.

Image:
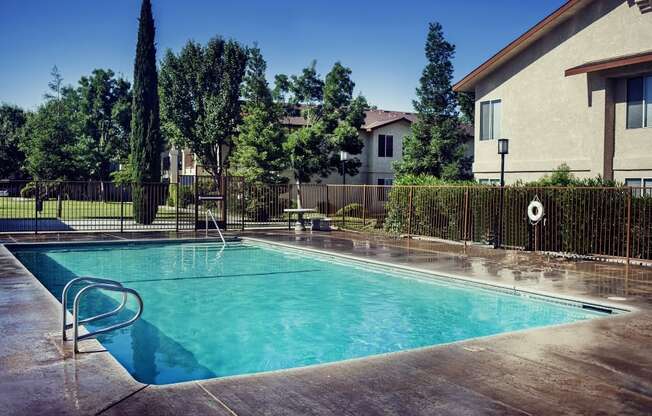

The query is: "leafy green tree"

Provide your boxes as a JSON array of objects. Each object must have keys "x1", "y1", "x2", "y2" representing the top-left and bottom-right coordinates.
[
  {"x1": 394, "y1": 22, "x2": 470, "y2": 180},
  {"x1": 159, "y1": 37, "x2": 248, "y2": 179},
  {"x1": 77, "y1": 69, "x2": 132, "y2": 179},
  {"x1": 0, "y1": 104, "x2": 27, "y2": 179},
  {"x1": 272, "y1": 74, "x2": 291, "y2": 102},
  {"x1": 130, "y1": 0, "x2": 162, "y2": 224},
  {"x1": 20, "y1": 70, "x2": 85, "y2": 180},
  {"x1": 231, "y1": 45, "x2": 286, "y2": 184},
  {"x1": 279, "y1": 61, "x2": 367, "y2": 207}
]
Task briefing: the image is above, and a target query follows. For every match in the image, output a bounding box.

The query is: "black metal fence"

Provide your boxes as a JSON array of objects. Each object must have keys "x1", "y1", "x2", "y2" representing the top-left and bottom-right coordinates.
[
  {"x1": 2, "y1": 178, "x2": 651, "y2": 263},
  {"x1": 0, "y1": 180, "x2": 195, "y2": 233}
]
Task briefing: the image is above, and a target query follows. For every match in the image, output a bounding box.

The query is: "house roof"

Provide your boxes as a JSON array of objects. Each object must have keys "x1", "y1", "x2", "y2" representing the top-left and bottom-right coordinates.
[
  {"x1": 282, "y1": 107, "x2": 473, "y2": 137},
  {"x1": 453, "y1": 0, "x2": 593, "y2": 92},
  {"x1": 361, "y1": 109, "x2": 417, "y2": 131},
  {"x1": 282, "y1": 108, "x2": 417, "y2": 130},
  {"x1": 564, "y1": 50, "x2": 652, "y2": 76}
]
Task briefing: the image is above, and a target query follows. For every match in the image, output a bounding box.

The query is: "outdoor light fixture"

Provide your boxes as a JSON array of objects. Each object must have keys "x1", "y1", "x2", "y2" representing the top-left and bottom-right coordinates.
[
  {"x1": 497, "y1": 138, "x2": 509, "y2": 155},
  {"x1": 340, "y1": 151, "x2": 349, "y2": 185},
  {"x1": 495, "y1": 138, "x2": 509, "y2": 249}
]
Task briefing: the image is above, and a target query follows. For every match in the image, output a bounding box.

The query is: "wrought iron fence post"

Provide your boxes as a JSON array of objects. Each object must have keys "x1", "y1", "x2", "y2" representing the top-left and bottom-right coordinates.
[
  {"x1": 288, "y1": 184, "x2": 293, "y2": 231},
  {"x1": 241, "y1": 178, "x2": 245, "y2": 231},
  {"x1": 175, "y1": 181, "x2": 179, "y2": 232},
  {"x1": 407, "y1": 186, "x2": 413, "y2": 237},
  {"x1": 342, "y1": 185, "x2": 346, "y2": 229},
  {"x1": 222, "y1": 175, "x2": 228, "y2": 231},
  {"x1": 194, "y1": 172, "x2": 199, "y2": 231},
  {"x1": 362, "y1": 185, "x2": 367, "y2": 227},
  {"x1": 326, "y1": 185, "x2": 330, "y2": 218},
  {"x1": 120, "y1": 184, "x2": 124, "y2": 233},
  {"x1": 57, "y1": 181, "x2": 63, "y2": 218},
  {"x1": 462, "y1": 188, "x2": 469, "y2": 241},
  {"x1": 626, "y1": 188, "x2": 632, "y2": 265},
  {"x1": 34, "y1": 180, "x2": 39, "y2": 234}
]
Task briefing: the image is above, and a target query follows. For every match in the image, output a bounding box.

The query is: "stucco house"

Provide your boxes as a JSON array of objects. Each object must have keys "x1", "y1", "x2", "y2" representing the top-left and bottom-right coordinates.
[
  {"x1": 453, "y1": 0, "x2": 652, "y2": 187},
  {"x1": 163, "y1": 108, "x2": 473, "y2": 185}
]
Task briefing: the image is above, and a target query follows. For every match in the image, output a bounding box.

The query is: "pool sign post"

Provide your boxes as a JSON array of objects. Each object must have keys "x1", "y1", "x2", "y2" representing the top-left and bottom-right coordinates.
[{"x1": 495, "y1": 138, "x2": 509, "y2": 249}]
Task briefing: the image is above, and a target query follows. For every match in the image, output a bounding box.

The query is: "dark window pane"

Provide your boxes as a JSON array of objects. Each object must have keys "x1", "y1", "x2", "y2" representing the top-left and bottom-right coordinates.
[
  {"x1": 386, "y1": 136, "x2": 393, "y2": 157},
  {"x1": 480, "y1": 101, "x2": 491, "y2": 139},
  {"x1": 627, "y1": 77, "x2": 644, "y2": 129},
  {"x1": 378, "y1": 134, "x2": 386, "y2": 157}
]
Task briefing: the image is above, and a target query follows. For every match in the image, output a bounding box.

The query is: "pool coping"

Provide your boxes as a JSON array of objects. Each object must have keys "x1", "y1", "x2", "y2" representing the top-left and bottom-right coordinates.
[
  {"x1": 2, "y1": 235, "x2": 638, "y2": 389},
  {"x1": 242, "y1": 236, "x2": 635, "y2": 315}
]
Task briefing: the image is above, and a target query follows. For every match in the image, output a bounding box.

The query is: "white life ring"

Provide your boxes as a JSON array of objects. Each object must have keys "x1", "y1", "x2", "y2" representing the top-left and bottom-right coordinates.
[{"x1": 527, "y1": 200, "x2": 544, "y2": 223}]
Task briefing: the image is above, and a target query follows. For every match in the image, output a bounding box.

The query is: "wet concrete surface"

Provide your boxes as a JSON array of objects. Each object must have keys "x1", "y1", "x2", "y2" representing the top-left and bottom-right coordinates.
[{"x1": 1, "y1": 230, "x2": 651, "y2": 415}]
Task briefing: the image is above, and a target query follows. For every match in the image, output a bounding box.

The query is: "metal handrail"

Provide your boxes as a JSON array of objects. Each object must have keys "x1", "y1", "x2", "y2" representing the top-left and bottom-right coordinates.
[
  {"x1": 61, "y1": 277, "x2": 127, "y2": 341},
  {"x1": 205, "y1": 208, "x2": 226, "y2": 245},
  {"x1": 72, "y1": 283, "x2": 143, "y2": 353}
]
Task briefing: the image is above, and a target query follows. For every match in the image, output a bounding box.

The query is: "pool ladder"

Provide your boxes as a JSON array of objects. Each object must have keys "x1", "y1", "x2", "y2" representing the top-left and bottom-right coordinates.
[{"x1": 61, "y1": 277, "x2": 143, "y2": 353}]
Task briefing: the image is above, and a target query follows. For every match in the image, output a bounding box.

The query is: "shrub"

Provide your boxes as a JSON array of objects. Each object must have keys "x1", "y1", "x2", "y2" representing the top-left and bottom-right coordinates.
[
  {"x1": 20, "y1": 181, "x2": 37, "y2": 198},
  {"x1": 384, "y1": 175, "x2": 474, "y2": 235},
  {"x1": 335, "y1": 203, "x2": 366, "y2": 218},
  {"x1": 167, "y1": 185, "x2": 194, "y2": 208}
]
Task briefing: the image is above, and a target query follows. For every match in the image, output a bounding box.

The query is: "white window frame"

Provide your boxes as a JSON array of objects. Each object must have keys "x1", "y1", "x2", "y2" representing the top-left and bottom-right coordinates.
[
  {"x1": 480, "y1": 99, "x2": 501, "y2": 140},
  {"x1": 626, "y1": 74, "x2": 652, "y2": 129},
  {"x1": 478, "y1": 178, "x2": 500, "y2": 186},
  {"x1": 625, "y1": 177, "x2": 652, "y2": 197}
]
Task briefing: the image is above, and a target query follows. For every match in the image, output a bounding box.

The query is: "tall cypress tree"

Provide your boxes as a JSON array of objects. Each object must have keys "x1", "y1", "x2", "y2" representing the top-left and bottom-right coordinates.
[
  {"x1": 394, "y1": 22, "x2": 470, "y2": 180},
  {"x1": 130, "y1": 0, "x2": 162, "y2": 224}
]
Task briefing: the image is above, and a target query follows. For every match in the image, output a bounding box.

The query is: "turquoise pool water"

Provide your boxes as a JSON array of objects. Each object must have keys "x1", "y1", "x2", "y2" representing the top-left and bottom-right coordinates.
[{"x1": 11, "y1": 241, "x2": 606, "y2": 384}]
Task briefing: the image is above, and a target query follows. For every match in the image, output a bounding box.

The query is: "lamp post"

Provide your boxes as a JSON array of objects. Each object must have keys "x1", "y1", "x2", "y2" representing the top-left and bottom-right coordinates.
[
  {"x1": 495, "y1": 139, "x2": 509, "y2": 249},
  {"x1": 340, "y1": 151, "x2": 349, "y2": 185}
]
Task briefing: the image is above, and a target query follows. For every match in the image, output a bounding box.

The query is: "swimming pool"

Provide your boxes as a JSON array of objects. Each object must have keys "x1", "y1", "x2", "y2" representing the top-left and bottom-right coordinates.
[{"x1": 10, "y1": 240, "x2": 612, "y2": 385}]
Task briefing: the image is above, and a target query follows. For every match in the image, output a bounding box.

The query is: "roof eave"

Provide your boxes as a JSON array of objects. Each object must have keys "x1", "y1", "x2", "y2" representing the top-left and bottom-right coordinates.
[
  {"x1": 453, "y1": 0, "x2": 591, "y2": 93},
  {"x1": 564, "y1": 50, "x2": 652, "y2": 76}
]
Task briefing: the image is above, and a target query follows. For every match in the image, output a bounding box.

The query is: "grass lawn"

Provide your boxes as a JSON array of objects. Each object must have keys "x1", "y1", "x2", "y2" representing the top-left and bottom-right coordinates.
[{"x1": 0, "y1": 198, "x2": 177, "y2": 219}]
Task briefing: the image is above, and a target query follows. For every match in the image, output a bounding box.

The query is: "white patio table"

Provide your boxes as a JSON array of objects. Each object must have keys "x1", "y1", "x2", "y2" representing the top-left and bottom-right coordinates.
[{"x1": 284, "y1": 208, "x2": 317, "y2": 231}]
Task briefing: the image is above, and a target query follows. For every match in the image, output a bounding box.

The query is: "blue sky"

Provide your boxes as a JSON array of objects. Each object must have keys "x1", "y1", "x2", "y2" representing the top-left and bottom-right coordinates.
[{"x1": 0, "y1": 0, "x2": 565, "y2": 112}]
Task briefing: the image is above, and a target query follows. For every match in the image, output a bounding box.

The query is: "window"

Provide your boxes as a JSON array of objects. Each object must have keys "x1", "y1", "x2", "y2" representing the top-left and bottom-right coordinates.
[
  {"x1": 627, "y1": 75, "x2": 652, "y2": 129},
  {"x1": 646, "y1": 179, "x2": 652, "y2": 197},
  {"x1": 378, "y1": 135, "x2": 394, "y2": 157},
  {"x1": 480, "y1": 100, "x2": 501, "y2": 140},
  {"x1": 625, "y1": 178, "x2": 652, "y2": 197},
  {"x1": 376, "y1": 178, "x2": 393, "y2": 201},
  {"x1": 478, "y1": 178, "x2": 500, "y2": 186}
]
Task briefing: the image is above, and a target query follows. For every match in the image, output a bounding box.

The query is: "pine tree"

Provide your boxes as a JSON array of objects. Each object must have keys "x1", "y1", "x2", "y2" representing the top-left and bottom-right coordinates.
[
  {"x1": 130, "y1": 0, "x2": 162, "y2": 224},
  {"x1": 280, "y1": 61, "x2": 367, "y2": 207},
  {"x1": 322, "y1": 62, "x2": 367, "y2": 177},
  {"x1": 394, "y1": 22, "x2": 470, "y2": 180},
  {"x1": 230, "y1": 45, "x2": 286, "y2": 184}
]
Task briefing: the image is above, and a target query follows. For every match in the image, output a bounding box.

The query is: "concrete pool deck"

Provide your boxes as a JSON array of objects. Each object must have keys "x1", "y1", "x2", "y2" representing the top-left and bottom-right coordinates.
[{"x1": 0, "y1": 230, "x2": 651, "y2": 415}]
